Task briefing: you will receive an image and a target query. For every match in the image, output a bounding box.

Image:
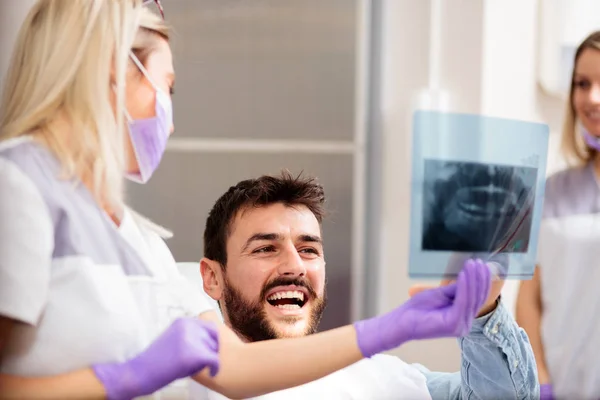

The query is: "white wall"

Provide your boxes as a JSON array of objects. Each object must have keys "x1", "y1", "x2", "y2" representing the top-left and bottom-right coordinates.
[
  {"x1": 0, "y1": 1, "x2": 36, "y2": 88},
  {"x1": 376, "y1": 0, "x2": 484, "y2": 372},
  {"x1": 377, "y1": 0, "x2": 565, "y2": 371},
  {"x1": 479, "y1": 0, "x2": 566, "y2": 321}
]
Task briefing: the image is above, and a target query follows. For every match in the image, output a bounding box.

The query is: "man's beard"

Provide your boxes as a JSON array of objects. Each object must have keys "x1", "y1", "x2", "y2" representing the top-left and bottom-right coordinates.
[{"x1": 221, "y1": 275, "x2": 327, "y2": 342}]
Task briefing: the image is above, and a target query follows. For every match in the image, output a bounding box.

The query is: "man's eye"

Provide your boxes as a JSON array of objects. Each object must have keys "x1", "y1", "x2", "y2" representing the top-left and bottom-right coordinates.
[
  {"x1": 253, "y1": 246, "x2": 275, "y2": 253},
  {"x1": 300, "y1": 248, "x2": 319, "y2": 255}
]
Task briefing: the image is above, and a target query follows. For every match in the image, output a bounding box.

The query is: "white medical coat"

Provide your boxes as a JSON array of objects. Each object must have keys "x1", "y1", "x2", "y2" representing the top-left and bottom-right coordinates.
[{"x1": 0, "y1": 137, "x2": 214, "y2": 399}]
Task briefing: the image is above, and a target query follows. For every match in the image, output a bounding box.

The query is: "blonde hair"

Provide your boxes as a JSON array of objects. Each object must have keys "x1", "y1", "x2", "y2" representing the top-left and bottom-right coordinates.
[
  {"x1": 561, "y1": 30, "x2": 600, "y2": 166},
  {"x1": 0, "y1": 0, "x2": 170, "y2": 211}
]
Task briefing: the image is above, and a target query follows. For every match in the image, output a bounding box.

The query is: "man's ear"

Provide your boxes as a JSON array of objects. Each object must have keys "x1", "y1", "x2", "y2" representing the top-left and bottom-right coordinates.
[{"x1": 200, "y1": 257, "x2": 224, "y2": 301}]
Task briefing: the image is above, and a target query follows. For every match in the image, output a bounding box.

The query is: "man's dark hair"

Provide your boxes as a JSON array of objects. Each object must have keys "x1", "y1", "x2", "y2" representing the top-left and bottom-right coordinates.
[{"x1": 203, "y1": 170, "x2": 326, "y2": 267}]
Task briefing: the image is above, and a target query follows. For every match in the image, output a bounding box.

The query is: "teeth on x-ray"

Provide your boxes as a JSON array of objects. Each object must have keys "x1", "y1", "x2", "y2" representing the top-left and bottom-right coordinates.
[{"x1": 421, "y1": 159, "x2": 538, "y2": 253}]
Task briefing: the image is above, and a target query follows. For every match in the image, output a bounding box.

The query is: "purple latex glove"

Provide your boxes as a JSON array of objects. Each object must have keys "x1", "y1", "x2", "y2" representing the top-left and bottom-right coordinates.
[
  {"x1": 93, "y1": 318, "x2": 220, "y2": 400},
  {"x1": 540, "y1": 383, "x2": 554, "y2": 400},
  {"x1": 354, "y1": 259, "x2": 491, "y2": 358}
]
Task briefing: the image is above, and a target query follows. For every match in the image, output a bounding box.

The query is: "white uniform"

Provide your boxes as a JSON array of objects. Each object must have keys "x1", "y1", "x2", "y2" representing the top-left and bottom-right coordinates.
[
  {"x1": 538, "y1": 163, "x2": 600, "y2": 399},
  {"x1": 190, "y1": 354, "x2": 432, "y2": 400},
  {"x1": 0, "y1": 137, "x2": 214, "y2": 399}
]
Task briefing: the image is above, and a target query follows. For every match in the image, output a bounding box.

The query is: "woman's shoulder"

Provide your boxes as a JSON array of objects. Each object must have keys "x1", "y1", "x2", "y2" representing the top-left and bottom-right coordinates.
[
  {"x1": 546, "y1": 164, "x2": 591, "y2": 186},
  {"x1": 0, "y1": 137, "x2": 53, "y2": 211},
  {"x1": 122, "y1": 208, "x2": 176, "y2": 267},
  {"x1": 0, "y1": 136, "x2": 62, "y2": 197},
  {"x1": 126, "y1": 208, "x2": 173, "y2": 240},
  {"x1": 0, "y1": 136, "x2": 54, "y2": 168},
  {"x1": 543, "y1": 164, "x2": 597, "y2": 219}
]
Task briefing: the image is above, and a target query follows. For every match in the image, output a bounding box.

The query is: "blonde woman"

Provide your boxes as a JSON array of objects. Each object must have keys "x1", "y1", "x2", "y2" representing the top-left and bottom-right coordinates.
[
  {"x1": 516, "y1": 30, "x2": 600, "y2": 400},
  {"x1": 0, "y1": 1, "x2": 499, "y2": 399}
]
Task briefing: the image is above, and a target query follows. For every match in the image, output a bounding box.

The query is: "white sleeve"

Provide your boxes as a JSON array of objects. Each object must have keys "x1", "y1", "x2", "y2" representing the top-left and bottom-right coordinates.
[
  {"x1": 0, "y1": 158, "x2": 54, "y2": 324},
  {"x1": 123, "y1": 210, "x2": 219, "y2": 319}
]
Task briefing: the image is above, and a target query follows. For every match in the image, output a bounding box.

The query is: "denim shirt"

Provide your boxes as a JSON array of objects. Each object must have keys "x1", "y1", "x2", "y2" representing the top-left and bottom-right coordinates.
[{"x1": 415, "y1": 300, "x2": 540, "y2": 399}]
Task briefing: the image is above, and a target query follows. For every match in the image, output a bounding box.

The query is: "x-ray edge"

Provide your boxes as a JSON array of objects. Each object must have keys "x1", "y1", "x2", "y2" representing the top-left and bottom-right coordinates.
[{"x1": 407, "y1": 103, "x2": 550, "y2": 281}]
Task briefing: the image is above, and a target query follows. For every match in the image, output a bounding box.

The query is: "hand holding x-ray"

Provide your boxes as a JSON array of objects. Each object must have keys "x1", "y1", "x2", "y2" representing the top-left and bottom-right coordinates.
[
  {"x1": 354, "y1": 259, "x2": 491, "y2": 358},
  {"x1": 409, "y1": 254, "x2": 505, "y2": 317}
]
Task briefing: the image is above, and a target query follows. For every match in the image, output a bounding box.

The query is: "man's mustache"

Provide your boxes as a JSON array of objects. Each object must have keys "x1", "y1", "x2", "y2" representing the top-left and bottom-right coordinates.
[{"x1": 260, "y1": 276, "x2": 318, "y2": 300}]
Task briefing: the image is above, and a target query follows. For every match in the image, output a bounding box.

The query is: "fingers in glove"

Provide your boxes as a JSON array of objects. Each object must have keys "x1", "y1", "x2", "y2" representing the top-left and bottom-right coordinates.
[
  {"x1": 207, "y1": 322, "x2": 220, "y2": 347},
  {"x1": 453, "y1": 260, "x2": 472, "y2": 333},
  {"x1": 206, "y1": 353, "x2": 220, "y2": 377},
  {"x1": 205, "y1": 334, "x2": 219, "y2": 353},
  {"x1": 186, "y1": 338, "x2": 221, "y2": 377},
  {"x1": 204, "y1": 323, "x2": 220, "y2": 353},
  {"x1": 191, "y1": 320, "x2": 220, "y2": 352},
  {"x1": 191, "y1": 348, "x2": 220, "y2": 377}
]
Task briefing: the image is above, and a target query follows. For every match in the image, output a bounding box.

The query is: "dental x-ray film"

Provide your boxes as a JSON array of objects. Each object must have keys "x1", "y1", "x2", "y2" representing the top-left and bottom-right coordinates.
[{"x1": 408, "y1": 110, "x2": 549, "y2": 279}]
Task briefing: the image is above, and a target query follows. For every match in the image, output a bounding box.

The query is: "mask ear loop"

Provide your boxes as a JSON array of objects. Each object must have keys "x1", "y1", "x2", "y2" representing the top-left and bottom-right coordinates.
[
  {"x1": 129, "y1": 51, "x2": 164, "y2": 94},
  {"x1": 111, "y1": 82, "x2": 134, "y2": 123},
  {"x1": 128, "y1": 51, "x2": 171, "y2": 126}
]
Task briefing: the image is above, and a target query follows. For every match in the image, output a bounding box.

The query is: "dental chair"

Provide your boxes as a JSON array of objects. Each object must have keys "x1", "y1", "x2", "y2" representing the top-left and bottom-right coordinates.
[{"x1": 176, "y1": 261, "x2": 224, "y2": 322}]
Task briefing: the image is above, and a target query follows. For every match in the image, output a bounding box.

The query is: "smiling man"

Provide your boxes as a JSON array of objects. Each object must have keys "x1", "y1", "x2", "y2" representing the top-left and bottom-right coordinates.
[
  {"x1": 201, "y1": 173, "x2": 328, "y2": 343},
  {"x1": 196, "y1": 171, "x2": 539, "y2": 399},
  {"x1": 216, "y1": 212, "x2": 327, "y2": 342}
]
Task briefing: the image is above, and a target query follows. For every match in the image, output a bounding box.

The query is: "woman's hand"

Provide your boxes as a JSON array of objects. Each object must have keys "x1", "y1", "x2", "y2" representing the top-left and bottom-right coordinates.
[
  {"x1": 408, "y1": 258, "x2": 504, "y2": 317},
  {"x1": 93, "y1": 318, "x2": 220, "y2": 400},
  {"x1": 353, "y1": 259, "x2": 492, "y2": 358}
]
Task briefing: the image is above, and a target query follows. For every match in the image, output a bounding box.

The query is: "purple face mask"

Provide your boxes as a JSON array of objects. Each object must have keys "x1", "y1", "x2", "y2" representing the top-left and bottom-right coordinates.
[
  {"x1": 582, "y1": 127, "x2": 600, "y2": 151},
  {"x1": 125, "y1": 54, "x2": 173, "y2": 184}
]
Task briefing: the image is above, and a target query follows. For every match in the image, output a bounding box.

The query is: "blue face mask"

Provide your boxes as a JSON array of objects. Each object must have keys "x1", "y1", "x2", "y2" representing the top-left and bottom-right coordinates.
[{"x1": 125, "y1": 53, "x2": 173, "y2": 184}]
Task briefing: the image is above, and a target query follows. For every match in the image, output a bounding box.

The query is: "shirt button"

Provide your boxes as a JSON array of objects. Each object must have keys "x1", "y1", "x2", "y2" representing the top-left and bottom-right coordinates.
[{"x1": 490, "y1": 323, "x2": 499, "y2": 334}]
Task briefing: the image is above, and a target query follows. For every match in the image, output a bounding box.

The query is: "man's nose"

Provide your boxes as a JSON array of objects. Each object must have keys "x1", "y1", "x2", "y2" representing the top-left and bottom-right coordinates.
[{"x1": 277, "y1": 247, "x2": 307, "y2": 277}]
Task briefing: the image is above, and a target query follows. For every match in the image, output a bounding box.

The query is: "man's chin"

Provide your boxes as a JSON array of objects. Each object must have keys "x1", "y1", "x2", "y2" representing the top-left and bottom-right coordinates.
[
  {"x1": 264, "y1": 303, "x2": 313, "y2": 337},
  {"x1": 269, "y1": 321, "x2": 312, "y2": 339}
]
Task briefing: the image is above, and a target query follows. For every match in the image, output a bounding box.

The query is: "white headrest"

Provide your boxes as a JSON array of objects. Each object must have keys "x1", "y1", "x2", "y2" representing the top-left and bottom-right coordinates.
[{"x1": 176, "y1": 262, "x2": 223, "y2": 321}]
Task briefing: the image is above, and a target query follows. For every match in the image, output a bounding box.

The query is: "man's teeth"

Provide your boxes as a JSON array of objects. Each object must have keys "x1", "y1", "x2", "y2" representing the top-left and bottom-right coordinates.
[
  {"x1": 267, "y1": 291, "x2": 305, "y2": 302},
  {"x1": 275, "y1": 304, "x2": 301, "y2": 309}
]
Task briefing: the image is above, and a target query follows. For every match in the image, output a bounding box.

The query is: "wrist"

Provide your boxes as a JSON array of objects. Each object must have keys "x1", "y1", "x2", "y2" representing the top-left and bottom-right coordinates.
[
  {"x1": 476, "y1": 295, "x2": 501, "y2": 318},
  {"x1": 353, "y1": 309, "x2": 410, "y2": 358},
  {"x1": 353, "y1": 319, "x2": 379, "y2": 358},
  {"x1": 469, "y1": 296, "x2": 508, "y2": 335},
  {"x1": 538, "y1": 368, "x2": 551, "y2": 385}
]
